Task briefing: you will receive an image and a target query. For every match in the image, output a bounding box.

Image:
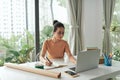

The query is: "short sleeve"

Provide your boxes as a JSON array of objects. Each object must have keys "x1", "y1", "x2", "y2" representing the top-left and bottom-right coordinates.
[{"x1": 41, "y1": 40, "x2": 48, "y2": 52}]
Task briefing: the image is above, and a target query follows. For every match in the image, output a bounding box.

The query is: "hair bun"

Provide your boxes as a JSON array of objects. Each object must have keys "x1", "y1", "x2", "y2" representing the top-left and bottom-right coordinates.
[{"x1": 53, "y1": 20, "x2": 58, "y2": 25}]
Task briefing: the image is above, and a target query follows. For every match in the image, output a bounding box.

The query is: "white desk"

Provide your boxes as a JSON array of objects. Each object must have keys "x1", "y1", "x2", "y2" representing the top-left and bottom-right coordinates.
[{"x1": 0, "y1": 60, "x2": 120, "y2": 80}]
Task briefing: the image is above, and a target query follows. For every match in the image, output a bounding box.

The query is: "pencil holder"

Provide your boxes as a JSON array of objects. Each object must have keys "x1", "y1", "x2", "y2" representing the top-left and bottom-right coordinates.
[{"x1": 104, "y1": 55, "x2": 112, "y2": 66}]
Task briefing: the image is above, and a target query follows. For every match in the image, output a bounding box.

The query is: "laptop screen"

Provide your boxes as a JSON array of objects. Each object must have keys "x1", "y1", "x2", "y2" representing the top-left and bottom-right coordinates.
[{"x1": 70, "y1": 50, "x2": 100, "y2": 73}]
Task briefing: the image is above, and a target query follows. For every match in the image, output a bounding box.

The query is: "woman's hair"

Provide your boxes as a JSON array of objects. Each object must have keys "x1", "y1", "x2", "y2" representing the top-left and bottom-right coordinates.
[{"x1": 53, "y1": 20, "x2": 64, "y2": 32}]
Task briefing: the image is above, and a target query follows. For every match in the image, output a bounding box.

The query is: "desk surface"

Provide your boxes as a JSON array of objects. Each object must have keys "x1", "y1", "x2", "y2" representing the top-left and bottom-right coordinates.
[{"x1": 0, "y1": 60, "x2": 120, "y2": 80}]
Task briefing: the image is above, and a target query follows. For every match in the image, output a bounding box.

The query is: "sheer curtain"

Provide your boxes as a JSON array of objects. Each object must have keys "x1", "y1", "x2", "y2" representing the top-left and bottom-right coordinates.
[
  {"x1": 66, "y1": 0, "x2": 84, "y2": 55},
  {"x1": 103, "y1": 0, "x2": 116, "y2": 55}
]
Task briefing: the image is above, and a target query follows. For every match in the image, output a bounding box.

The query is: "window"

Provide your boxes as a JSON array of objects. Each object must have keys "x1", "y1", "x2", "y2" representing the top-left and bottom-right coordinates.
[
  {"x1": 0, "y1": 0, "x2": 35, "y2": 65},
  {"x1": 111, "y1": 0, "x2": 120, "y2": 61},
  {"x1": 0, "y1": 0, "x2": 69, "y2": 65},
  {"x1": 39, "y1": 0, "x2": 69, "y2": 51}
]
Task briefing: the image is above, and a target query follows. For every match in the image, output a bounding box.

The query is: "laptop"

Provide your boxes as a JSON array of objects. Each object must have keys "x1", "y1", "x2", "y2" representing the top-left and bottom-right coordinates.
[{"x1": 69, "y1": 49, "x2": 100, "y2": 73}]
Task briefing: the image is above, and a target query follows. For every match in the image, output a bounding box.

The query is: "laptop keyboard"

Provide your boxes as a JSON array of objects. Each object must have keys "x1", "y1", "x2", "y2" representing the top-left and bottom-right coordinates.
[{"x1": 69, "y1": 67, "x2": 76, "y2": 71}]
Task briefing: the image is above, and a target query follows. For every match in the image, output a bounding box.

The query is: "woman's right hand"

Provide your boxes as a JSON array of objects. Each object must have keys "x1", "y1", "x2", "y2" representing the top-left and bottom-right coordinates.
[
  {"x1": 39, "y1": 54, "x2": 52, "y2": 66},
  {"x1": 44, "y1": 60, "x2": 52, "y2": 66}
]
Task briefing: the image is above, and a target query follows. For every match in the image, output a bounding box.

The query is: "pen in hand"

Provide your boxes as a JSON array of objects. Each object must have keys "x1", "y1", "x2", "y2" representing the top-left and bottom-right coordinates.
[
  {"x1": 45, "y1": 57, "x2": 52, "y2": 66},
  {"x1": 46, "y1": 57, "x2": 51, "y2": 62}
]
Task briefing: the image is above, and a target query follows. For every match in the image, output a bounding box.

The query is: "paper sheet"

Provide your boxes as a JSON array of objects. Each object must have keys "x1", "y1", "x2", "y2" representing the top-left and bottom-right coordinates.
[{"x1": 44, "y1": 62, "x2": 67, "y2": 70}]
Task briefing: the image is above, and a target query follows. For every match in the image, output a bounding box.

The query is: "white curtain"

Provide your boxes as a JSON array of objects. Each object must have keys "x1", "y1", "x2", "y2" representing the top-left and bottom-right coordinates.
[
  {"x1": 103, "y1": 0, "x2": 116, "y2": 55},
  {"x1": 66, "y1": 0, "x2": 84, "y2": 55}
]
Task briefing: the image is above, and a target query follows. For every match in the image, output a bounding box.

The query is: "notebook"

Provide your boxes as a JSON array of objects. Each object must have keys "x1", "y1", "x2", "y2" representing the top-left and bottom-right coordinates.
[
  {"x1": 43, "y1": 59, "x2": 67, "y2": 70},
  {"x1": 44, "y1": 62, "x2": 67, "y2": 70}
]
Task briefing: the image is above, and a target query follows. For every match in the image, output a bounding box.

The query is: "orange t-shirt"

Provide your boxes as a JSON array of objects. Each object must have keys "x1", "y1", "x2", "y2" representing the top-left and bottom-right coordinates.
[{"x1": 41, "y1": 38, "x2": 71, "y2": 59}]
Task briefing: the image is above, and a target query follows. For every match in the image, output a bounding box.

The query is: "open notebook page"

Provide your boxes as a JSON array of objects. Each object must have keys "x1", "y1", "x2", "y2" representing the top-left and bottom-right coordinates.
[{"x1": 44, "y1": 59, "x2": 68, "y2": 70}]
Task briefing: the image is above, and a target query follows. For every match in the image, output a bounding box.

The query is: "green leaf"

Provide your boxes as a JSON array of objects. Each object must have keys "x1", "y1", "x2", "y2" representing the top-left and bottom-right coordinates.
[
  {"x1": 5, "y1": 57, "x2": 13, "y2": 62},
  {"x1": 8, "y1": 50, "x2": 20, "y2": 57}
]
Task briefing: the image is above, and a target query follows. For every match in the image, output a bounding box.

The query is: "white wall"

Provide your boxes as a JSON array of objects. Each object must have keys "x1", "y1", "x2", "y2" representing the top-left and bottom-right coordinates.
[{"x1": 82, "y1": 0, "x2": 103, "y2": 51}]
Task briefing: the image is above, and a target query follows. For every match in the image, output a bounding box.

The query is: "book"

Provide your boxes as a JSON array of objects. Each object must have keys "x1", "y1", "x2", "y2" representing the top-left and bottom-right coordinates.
[{"x1": 87, "y1": 47, "x2": 98, "y2": 50}]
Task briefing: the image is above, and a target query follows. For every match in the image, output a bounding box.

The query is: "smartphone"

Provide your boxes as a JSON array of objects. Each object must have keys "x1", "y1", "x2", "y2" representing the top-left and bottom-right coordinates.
[{"x1": 64, "y1": 71, "x2": 79, "y2": 77}]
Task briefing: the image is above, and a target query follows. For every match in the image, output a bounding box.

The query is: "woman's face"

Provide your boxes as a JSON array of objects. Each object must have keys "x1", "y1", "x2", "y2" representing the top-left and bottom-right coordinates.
[{"x1": 53, "y1": 27, "x2": 64, "y2": 40}]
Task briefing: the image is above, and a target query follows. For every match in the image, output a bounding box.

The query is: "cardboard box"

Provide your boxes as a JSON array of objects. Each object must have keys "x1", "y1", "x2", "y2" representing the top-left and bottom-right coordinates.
[{"x1": 99, "y1": 56, "x2": 104, "y2": 64}]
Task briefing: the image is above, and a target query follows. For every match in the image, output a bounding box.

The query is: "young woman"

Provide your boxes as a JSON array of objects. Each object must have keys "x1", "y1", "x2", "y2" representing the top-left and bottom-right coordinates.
[{"x1": 40, "y1": 20, "x2": 76, "y2": 66}]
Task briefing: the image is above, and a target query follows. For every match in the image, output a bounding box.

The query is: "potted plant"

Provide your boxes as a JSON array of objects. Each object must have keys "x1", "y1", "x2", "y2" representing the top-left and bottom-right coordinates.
[
  {"x1": 4, "y1": 44, "x2": 34, "y2": 64},
  {"x1": 0, "y1": 31, "x2": 34, "y2": 64},
  {"x1": 112, "y1": 48, "x2": 120, "y2": 61}
]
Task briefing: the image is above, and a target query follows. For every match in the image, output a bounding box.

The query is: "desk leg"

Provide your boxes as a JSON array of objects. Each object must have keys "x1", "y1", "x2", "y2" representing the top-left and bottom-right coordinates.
[
  {"x1": 116, "y1": 75, "x2": 120, "y2": 80},
  {"x1": 107, "y1": 78, "x2": 117, "y2": 80}
]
